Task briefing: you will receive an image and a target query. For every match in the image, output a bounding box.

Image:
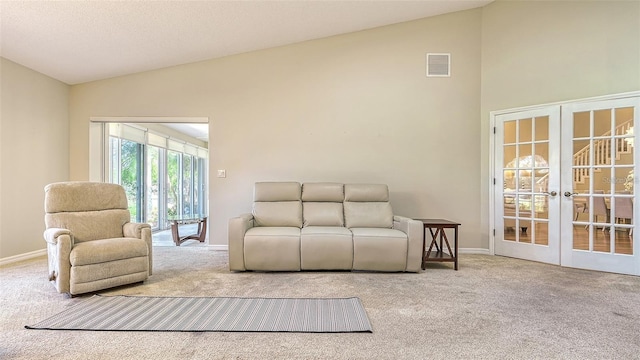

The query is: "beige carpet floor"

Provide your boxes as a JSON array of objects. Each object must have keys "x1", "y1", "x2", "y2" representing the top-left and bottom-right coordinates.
[{"x1": 2, "y1": 248, "x2": 640, "y2": 360}]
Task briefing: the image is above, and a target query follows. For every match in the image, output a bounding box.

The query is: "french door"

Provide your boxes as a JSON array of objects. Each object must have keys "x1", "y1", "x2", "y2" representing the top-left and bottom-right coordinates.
[
  {"x1": 493, "y1": 94, "x2": 640, "y2": 275},
  {"x1": 560, "y1": 98, "x2": 640, "y2": 275},
  {"x1": 494, "y1": 106, "x2": 561, "y2": 265}
]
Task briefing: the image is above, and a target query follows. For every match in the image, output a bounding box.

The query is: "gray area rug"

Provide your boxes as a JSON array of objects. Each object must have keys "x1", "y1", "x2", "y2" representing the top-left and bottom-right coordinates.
[{"x1": 26, "y1": 295, "x2": 372, "y2": 333}]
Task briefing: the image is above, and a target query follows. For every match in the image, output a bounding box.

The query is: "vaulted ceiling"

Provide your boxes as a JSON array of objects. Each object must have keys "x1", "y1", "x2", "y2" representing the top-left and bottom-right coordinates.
[{"x1": 0, "y1": 0, "x2": 492, "y2": 85}]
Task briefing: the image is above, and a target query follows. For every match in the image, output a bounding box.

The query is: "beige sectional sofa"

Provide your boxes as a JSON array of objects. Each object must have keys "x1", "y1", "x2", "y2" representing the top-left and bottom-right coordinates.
[{"x1": 228, "y1": 182, "x2": 423, "y2": 272}]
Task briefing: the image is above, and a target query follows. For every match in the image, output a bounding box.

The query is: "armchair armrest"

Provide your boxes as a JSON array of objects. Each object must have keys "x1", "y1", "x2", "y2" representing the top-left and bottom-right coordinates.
[
  {"x1": 123, "y1": 222, "x2": 151, "y2": 238},
  {"x1": 42, "y1": 228, "x2": 73, "y2": 294},
  {"x1": 393, "y1": 216, "x2": 423, "y2": 272},
  {"x1": 43, "y1": 228, "x2": 72, "y2": 245},
  {"x1": 228, "y1": 213, "x2": 255, "y2": 271},
  {"x1": 123, "y1": 222, "x2": 153, "y2": 276}
]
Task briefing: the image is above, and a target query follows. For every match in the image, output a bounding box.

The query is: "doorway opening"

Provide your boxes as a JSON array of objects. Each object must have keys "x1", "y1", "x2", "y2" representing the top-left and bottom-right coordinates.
[{"x1": 89, "y1": 118, "x2": 209, "y2": 246}]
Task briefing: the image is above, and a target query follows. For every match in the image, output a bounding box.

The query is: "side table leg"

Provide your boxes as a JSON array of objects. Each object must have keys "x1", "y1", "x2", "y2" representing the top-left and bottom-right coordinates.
[
  {"x1": 454, "y1": 226, "x2": 459, "y2": 270},
  {"x1": 197, "y1": 217, "x2": 208, "y2": 242},
  {"x1": 429, "y1": 228, "x2": 441, "y2": 253},
  {"x1": 171, "y1": 220, "x2": 180, "y2": 246},
  {"x1": 421, "y1": 225, "x2": 427, "y2": 270}
]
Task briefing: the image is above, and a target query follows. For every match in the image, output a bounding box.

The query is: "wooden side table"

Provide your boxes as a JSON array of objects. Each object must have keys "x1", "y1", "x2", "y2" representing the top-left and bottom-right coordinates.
[{"x1": 416, "y1": 219, "x2": 460, "y2": 270}]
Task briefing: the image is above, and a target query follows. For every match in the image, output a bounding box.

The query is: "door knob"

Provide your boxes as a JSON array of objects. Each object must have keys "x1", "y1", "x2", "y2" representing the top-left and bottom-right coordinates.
[
  {"x1": 543, "y1": 191, "x2": 557, "y2": 196},
  {"x1": 564, "y1": 191, "x2": 578, "y2": 197}
]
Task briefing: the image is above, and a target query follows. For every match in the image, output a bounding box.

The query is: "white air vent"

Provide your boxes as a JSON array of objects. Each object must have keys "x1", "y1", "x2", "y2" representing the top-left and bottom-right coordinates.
[{"x1": 426, "y1": 53, "x2": 450, "y2": 77}]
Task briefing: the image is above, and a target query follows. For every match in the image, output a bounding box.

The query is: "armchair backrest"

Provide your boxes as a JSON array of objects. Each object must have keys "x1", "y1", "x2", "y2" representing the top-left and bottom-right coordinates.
[
  {"x1": 252, "y1": 182, "x2": 302, "y2": 227},
  {"x1": 343, "y1": 184, "x2": 393, "y2": 229},
  {"x1": 44, "y1": 182, "x2": 131, "y2": 243}
]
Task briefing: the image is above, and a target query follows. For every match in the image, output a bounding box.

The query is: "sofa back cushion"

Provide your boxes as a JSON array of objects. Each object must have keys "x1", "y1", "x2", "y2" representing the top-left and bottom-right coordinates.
[
  {"x1": 301, "y1": 183, "x2": 344, "y2": 202},
  {"x1": 303, "y1": 203, "x2": 344, "y2": 227},
  {"x1": 302, "y1": 183, "x2": 345, "y2": 227},
  {"x1": 253, "y1": 182, "x2": 302, "y2": 227},
  {"x1": 344, "y1": 184, "x2": 393, "y2": 228}
]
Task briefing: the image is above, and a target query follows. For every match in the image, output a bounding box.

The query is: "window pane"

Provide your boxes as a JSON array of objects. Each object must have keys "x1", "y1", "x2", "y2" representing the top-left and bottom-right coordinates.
[
  {"x1": 194, "y1": 158, "x2": 200, "y2": 215},
  {"x1": 110, "y1": 137, "x2": 119, "y2": 183},
  {"x1": 519, "y1": 118, "x2": 532, "y2": 143},
  {"x1": 120, "y1": 139, "x2": 142, "y2": 222},
  {"x1": 594, "y1": 109, "x2": 611, "y2": 138},
  {"x1": 146, "y1": 146, "x2": 160, "y2": 229},
  {"x1": 183, "y1": 154, "x2": 193, "y2": 216},
  {"x1": 534, "y1": 116, "x2": 549, "y2": 141},
  {"x1": 167, "y1": 151, "x2": 180, "y2": 220}
]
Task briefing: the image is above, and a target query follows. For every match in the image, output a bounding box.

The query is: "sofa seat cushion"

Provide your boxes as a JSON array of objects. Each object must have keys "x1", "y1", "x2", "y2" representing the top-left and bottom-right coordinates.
[
  {"x1": 301, "y1": 226, "x2": 353, "y2": 270},
  {"x1": 351, "y1": 228, "x2": 408, "y2": 272},
  {"x1": 244, "y1": 227, "x2": 301, "y2": 271},
  {"x1": 70, "y1": 237, "x2": 148, "y2": 266}
]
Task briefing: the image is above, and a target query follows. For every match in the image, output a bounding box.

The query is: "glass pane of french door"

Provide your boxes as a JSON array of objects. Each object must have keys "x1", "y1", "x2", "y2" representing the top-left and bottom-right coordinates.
[
  {"x1": 495, "y1": 106, "x2": 560, "y2": 264},
  {"x1": 561, "y1": 97, "x2": 640, "y2": 275}
]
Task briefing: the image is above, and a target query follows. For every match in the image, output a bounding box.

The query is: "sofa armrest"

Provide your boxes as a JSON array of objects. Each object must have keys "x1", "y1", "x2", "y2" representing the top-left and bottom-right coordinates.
[
  {"x1": 393, "y1": 215, "x2": 423, "y2": 272},
  {"x1": 228, "y1": 213, "x2": 255, "y2": 271},
  {"x1": 43, "y1": 228, "x2": 72, "y2": 245}
]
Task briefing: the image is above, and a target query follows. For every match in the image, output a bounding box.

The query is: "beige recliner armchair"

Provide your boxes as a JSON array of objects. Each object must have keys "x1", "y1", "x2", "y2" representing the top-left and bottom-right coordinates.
[{"x1": 44, "y1": 182, "x2": 152, "y2": 295}]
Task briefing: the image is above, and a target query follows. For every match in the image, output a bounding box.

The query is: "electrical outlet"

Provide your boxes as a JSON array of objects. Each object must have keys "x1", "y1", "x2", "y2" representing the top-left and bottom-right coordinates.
[{"x1": 217, "y1": 170, "x2": 226, "y2": 178}]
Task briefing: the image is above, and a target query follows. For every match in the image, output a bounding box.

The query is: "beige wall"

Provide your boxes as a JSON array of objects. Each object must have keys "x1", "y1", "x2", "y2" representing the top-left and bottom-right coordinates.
[
  {"x1": 70, "y1": 9, "x2": 484, "y2": 248},
  {"x1": 0, "y1": 58, "x2": 69, "y2": 259},
  {"x1": 480, "y1": 0, "x2": 640, "y2": 247},
  {"x1": 3, "y1": 1, "x2": 639, "y2": 260}
]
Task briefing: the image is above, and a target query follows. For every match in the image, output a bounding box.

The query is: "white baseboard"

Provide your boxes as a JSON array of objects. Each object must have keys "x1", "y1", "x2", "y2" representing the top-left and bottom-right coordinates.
[
  {"x1": 459, "y1": 248, "x2": 491, "y2": 255},
  {"x1": 207, "y1": 244, "x2": 229, "y2": 251},
  {"x1": 0, "y1": 248, "x2": 47, "y2": 266}
]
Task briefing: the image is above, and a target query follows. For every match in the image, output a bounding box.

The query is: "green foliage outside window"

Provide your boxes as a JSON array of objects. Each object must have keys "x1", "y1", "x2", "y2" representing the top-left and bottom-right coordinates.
[
  {"x1": 120, "y1": 140, "x2": 140, "y2": 221},
  {"x1": 110, "y1": 132, "x2": 207, "y2": 230}
]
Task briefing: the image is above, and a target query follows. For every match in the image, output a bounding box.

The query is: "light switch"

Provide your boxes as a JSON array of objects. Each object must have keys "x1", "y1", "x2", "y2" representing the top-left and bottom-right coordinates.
[{"x1": 217, "y1": 170, "x2": 226, "y2": 178}]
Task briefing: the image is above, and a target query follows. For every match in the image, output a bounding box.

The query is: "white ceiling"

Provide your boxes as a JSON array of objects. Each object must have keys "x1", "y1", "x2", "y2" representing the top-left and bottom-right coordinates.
[{"x1": 0, "y1": 0, "x2": 492, "y2": 85}]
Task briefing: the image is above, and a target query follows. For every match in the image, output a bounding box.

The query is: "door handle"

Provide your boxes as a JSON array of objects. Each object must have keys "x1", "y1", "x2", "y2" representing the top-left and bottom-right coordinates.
[
  {"x1": 564, "y1": 191, "x2": 578, "y2": 197},
  {"x1": 543, "y1": 191, "x2": 557, "y2": 196}
]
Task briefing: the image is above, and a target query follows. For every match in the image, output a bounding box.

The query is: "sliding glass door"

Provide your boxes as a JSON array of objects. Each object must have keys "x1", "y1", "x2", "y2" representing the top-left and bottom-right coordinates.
[
  {"x1": 146, "y1": 145, "x2": 162, "y2": 229},
  {"x1": 109, "y1": 138, "x2": 143, "y2": 222},
  {"x1": 108, "y1": 123, "x2": 208, "y2": 231}
]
